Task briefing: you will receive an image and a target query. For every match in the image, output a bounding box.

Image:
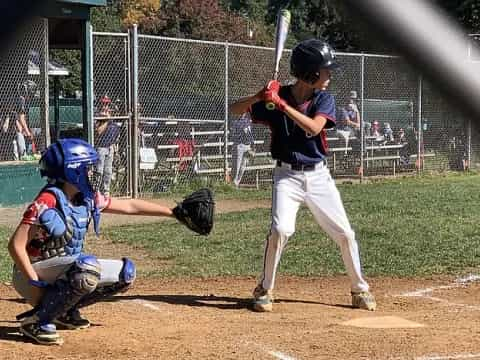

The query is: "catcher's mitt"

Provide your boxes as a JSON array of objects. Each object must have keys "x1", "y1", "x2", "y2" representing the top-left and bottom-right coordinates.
[{"x1": 173, "y1": 188, "x2": 215, "y2": 235}]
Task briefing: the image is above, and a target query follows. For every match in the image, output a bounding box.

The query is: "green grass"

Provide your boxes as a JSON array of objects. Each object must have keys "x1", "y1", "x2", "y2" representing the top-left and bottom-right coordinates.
[
  {"x1": 150, "y1": 178, "x2": 272, "y2": 201},
  {"x1": 1, "y1": 173, "x2": 480, "y2": 282},
  {"x1": 106, "y1": 172, "x2": 480, "y2": 278}
]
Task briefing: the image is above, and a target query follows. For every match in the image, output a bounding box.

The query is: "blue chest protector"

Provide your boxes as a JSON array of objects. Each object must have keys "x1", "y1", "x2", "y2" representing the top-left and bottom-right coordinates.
[{"x1": 39, "y1": 186, "x2": 93, "y2": 258}]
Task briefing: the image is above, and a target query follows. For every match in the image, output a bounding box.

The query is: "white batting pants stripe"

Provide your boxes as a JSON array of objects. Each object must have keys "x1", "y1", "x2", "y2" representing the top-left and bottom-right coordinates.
[{"x1": 259, "y1": 164, "x2": 369, "y2": 293}]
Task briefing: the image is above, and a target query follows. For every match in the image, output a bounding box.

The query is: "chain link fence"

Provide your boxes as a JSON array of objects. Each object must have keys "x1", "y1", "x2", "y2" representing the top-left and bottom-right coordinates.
[
  {"x1": 92, "y1": 33, "x2": 131, "y2": 197},
  {"x1": 0, "y1": 18, "x2": 48, "y2": 163},
  {"x1": 1, "y1": 26, "x2": 476, "y2": 201},
  {"x1": 0, "y1": 18, "x2": 49, "y2": 204},
  {"x1": 89, "y1": 31, "x2": 479, "y2": 197}
]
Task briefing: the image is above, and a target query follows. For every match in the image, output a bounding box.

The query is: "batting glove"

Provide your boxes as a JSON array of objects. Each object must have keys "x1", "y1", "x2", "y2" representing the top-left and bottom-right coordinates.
[{"x1": 264, "y1": 80, "x2": 287, "y2": 111}]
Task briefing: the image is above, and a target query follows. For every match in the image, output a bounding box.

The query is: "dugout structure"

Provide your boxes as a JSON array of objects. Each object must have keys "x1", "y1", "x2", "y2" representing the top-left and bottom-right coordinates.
[{"x1": 0, "y1": 0, "x2": 105, "y2": 206}]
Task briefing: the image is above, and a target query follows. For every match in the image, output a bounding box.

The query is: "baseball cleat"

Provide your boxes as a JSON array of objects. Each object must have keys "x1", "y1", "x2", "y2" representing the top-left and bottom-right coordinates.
[
  {"x1": 351, "y1": 291, "x2": 377, "y2": 311},
  {"x1": 252, "y1": 285, "x2": 274, "y2": 312},
  {"x1": 54, "y1": 309, "x2": 90, "y2": 330},
  {"x1": 20, "y1": 316, "x2": 64, "y2": 345}
]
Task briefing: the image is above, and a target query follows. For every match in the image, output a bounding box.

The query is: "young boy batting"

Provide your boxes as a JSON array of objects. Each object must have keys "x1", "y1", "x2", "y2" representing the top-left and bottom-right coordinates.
[{"x1": 230, "y1": 39, "x2": 376, "y2": 312}]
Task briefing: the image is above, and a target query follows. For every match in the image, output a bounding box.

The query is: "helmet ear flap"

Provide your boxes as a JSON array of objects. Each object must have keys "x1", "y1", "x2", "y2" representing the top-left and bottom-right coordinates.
[{"x1": 39, "y1": 142, "x2": 65, "y2": 179}]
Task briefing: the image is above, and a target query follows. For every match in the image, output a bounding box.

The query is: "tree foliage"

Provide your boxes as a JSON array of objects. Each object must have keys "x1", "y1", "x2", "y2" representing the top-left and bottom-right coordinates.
[
  {"x1": 56, "y1": 0, "x2": 480, "y2": 98},
  {"x1": 91, "y1": 0, "x2": 123, "y2": 32},
  {"x1": 90, "y1": 0, "x2": 480, "y2": 51}
]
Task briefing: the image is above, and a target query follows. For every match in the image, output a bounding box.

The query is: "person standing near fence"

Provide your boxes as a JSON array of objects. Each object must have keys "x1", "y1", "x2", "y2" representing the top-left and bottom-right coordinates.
[
  {"x1": 229, "y1": 38, "x2": 376, "y2": 313},
  {"x1": 336, "y1": 98, "x2": 361, "y2": 155},
  {"x1": 231, "y1": 112, "x2": 255, "y2": 187},
  {"x1": 95, "y1": 95, "x2": 120, "y2": 197}
]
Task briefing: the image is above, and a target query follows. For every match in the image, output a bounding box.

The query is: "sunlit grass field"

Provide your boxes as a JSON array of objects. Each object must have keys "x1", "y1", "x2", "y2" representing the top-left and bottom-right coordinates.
[{"x1": 1, "y1": 173, "x2": 479, "y2": 281}]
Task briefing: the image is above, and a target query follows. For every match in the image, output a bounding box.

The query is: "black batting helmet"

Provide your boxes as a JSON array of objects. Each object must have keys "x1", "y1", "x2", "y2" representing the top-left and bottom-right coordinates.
[{"x1": 290, "y1": 39, "x2": 340, "y2": 84}]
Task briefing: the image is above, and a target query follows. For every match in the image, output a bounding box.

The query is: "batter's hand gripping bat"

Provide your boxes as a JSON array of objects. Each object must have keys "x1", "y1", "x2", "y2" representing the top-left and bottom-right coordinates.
[{"x1": 266, "y1": 9, "x2": 291, "y2": 110}]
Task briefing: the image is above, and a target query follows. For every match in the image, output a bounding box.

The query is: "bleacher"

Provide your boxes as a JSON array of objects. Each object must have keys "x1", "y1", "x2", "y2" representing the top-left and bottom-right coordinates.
[{"x1": 138, "y1": 118, "x2": 435, "y2": 189}]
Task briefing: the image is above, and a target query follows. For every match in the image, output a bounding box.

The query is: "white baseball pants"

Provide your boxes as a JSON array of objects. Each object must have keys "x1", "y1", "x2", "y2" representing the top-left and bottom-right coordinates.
[
  {"x1": 232, "y1": 143, "x2": 251, "y2": 186},
  {"x1": 259, "y1": 162, "x2": 370, "y2": 293}
]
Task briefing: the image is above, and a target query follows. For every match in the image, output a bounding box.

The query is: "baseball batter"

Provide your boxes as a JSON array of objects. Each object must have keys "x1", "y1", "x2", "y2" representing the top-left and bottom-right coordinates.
[
  {"x1": 230, "y1": 39, "x2": 376, "y2": 312},
  {"x1": 8, "y1": 138, "x2": 212, "y2": 345}
]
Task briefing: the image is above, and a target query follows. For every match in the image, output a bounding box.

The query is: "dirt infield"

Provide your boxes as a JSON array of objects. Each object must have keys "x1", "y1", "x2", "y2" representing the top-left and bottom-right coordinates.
[
  {"x1": 1, "y1": 198, "x2": 479, "y2": 359},
  {"x1": 0, "y1": 275, "x2": 479, "y2": 359}
]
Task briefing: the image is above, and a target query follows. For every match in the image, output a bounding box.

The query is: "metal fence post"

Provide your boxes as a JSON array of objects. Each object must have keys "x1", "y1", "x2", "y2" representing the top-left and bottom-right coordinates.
[
  {"x1": 468, "y1": 118, "x2": 472, "y2": 170},
  {"x1": 224, "y1": 42, "x2": 229, "y2": 183},
  {"x1": 360, "y1": 54, "x2": 365, "y2": 182},
  {"x1": 42, "y1": 18, "x2": 50, "y2": 148},
  {"x1": 417, "y1": 75, "x2": 423, "y2": 173},
  {"x1": 87, "y1": 23, "x2": 94, "y2": 144},
  {"x1": 129, "y1": 24, "x2": 139, "y2": 198}
]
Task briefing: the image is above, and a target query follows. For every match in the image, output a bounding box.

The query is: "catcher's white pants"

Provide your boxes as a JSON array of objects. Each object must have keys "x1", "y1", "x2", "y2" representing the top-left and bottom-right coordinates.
[
  {"x1": 259, "y1": 162, "x2": 370, "y2": 293},
  {"x1": 13, "y1": 255, "x2": 126, "y2": 305}
]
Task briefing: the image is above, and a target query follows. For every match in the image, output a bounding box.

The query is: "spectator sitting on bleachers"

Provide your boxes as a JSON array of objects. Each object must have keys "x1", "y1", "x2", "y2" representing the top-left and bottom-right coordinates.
[
  {"x1": 336, "y1": 99, "x2": 360, "y2": 155},
  {"x1": 382, "y1": 122, "x2": 394, "y2": 143},
  {"x1": 372, "y1": 120, "x2": 382, "y2": 140},
  {"x1": 397, "y1": 128, "x2": 407, "y2": 145},
  {"x1": 397, "y1": 128, "x2": 410, "y2": 166}
]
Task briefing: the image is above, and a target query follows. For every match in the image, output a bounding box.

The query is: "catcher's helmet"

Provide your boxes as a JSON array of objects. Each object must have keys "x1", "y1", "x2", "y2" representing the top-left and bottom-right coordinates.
[
  {"x1": 39, "y1": 139, "x2": 99, "y2": 199},
  {"x1": 290, "y1": 39, "x2": 340, "y2": 84}
]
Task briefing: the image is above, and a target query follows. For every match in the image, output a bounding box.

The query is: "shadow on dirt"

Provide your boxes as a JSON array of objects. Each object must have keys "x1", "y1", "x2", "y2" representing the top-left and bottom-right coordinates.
[
  {"x1": 0, "y1": 324, "x2": 31, "y2": 344},
  {"x1": 102, "y1": 294, "x2": 354, "y2": 311}
]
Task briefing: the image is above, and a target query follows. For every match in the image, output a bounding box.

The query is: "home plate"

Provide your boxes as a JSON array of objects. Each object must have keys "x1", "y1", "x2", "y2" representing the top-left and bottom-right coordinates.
[{"x1": 340, "y1": 316, "x2": 425, "y2": 328}]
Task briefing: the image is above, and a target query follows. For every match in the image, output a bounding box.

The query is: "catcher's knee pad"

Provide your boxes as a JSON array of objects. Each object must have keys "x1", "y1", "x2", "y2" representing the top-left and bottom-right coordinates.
[
  {"x1": 75, "y1": 258, "x2": 135, "y2": 309},
  {"x1": 68, "y1": 254, "x2": 102, "y2": 294},
  {"x1": 120, "y1": 257, "x2": 136, "y2": 285},
  {"x1": 34, "y1": 255, "x2": 101, "y2": 324}
]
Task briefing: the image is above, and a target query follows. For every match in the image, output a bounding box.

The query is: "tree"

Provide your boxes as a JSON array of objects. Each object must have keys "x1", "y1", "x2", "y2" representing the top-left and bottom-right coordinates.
[
  {"x1": 91, "y1": 0, "x2": 123, "y2": 32},
  {"x1": 119, "y1": 0, "x2": 162, "y2": 25},
  {"x1": 120, "y1": 0, "x2": 272, "y2": 45}
]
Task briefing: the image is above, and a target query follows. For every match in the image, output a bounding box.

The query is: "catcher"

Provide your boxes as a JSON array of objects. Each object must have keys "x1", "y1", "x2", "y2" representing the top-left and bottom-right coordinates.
[{"x1": 8, "y1": 138, "x2": 214, "y2": 345}]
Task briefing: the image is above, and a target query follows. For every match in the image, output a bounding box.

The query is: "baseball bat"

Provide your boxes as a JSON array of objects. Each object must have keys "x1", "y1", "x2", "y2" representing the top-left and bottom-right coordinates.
[{"x1": 266, "y1": 9, "x2": 291, "y2": 110}]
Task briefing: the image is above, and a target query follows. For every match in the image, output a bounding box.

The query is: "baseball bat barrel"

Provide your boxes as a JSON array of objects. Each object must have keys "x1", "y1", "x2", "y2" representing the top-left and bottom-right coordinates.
[
  {"x1": 273, "y1": 9, "x2": 291, "y2": 76},
  {"x1": 266, "y1": 9, "x2": 291, "y2": 111}
]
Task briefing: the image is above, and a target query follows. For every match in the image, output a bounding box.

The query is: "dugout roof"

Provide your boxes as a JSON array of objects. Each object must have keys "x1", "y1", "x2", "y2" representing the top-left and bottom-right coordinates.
[{"x1": 40, "y1": 0, "x2": 106, "y2": 49}]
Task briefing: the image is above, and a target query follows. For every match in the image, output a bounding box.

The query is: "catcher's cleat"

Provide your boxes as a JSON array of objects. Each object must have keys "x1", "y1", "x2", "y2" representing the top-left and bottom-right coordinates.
[
  {"x1": 54, "y1": 309, "x2": 90, "y2": 330},
  {"x1": 351, "y1": 291, "x2": 377, "y2": 311},
  {"x1": 252, "y1": 285, "x2": 274, "y2": 312},
  {"x1": 20, "y1": 316, "x2": 64, "y2": 345}
]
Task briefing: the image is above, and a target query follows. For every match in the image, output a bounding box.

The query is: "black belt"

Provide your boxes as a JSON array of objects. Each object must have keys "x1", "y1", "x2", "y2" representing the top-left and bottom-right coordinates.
[{"x1": 276, "y1": 160, "x2": 323, "y2": 171}]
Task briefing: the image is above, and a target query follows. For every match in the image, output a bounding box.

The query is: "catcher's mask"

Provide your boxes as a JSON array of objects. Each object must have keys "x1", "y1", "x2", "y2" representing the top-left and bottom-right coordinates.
[{"x1": 39, "y1": 138, "x2": 99, "y2": 199}]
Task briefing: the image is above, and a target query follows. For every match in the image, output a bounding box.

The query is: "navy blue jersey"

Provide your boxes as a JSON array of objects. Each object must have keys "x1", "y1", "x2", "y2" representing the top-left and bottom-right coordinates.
[
  {"x1": 96, "y1": 120, "x2": 120, "y2": 148},
  {"x1": 250, "y1": 85, "x2": 336, "y2": 165}
]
